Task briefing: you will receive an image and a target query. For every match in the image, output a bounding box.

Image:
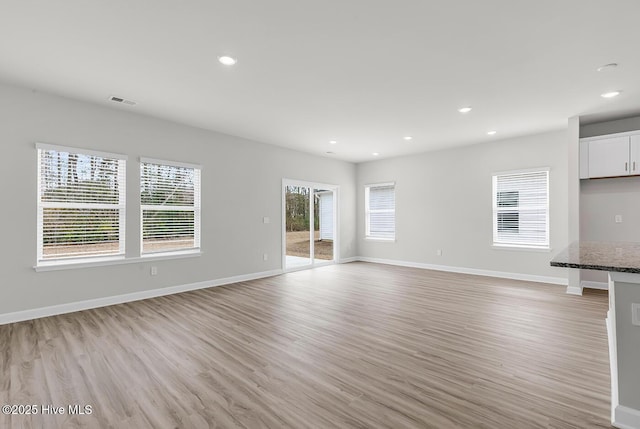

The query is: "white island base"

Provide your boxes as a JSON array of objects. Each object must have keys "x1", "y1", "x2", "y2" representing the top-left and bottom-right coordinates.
[{"x1": 607, "y1": 272, "x2": 640, "y2": 429}]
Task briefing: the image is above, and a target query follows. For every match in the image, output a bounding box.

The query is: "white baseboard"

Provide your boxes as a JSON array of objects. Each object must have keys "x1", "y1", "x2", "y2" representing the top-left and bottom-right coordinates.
[
  {"x1": 581, "y1": 280, "x2": 609, "y2": 290},
  {"x1": 355, "y1": 256, "x2": 568, "y2": 286},
  {"x1": 0, "y1": 258, "x2": 571, "y2": 325},
  {"x1": 0, "y1": 268, "x2": 283, "y2": 325},
  {"x1": 566, "y1": 285, "x2": 584, "y2": 295},
  {"x1": 614, "y1": 405, "x2": 640, "y2": 429}
]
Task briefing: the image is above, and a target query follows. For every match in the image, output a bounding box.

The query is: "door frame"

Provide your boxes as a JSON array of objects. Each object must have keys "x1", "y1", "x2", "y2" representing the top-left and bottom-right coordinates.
[{"x1": 282, "y1": 178, "x2": 340, "y2": 272}]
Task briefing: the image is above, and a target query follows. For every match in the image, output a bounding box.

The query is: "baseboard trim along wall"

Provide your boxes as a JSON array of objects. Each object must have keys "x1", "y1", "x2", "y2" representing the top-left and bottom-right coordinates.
[
  {"x1": 355, "y1": 256, "x2": 568, "y2": 286},
  {"x1": 581, "y1": 280, "x2": 609, "y2": 290},
  {"x1": 1, "y1": 258, "x2": 568, "y2": 325},
  {"x1": 0, "y1": 268, "x2": 283, "y2": 325},
  {"x1": 568, "y1": 280, "x2": 609, "y2": 296},
  {"x1": 614, "y1": 405, "x2": 640, "y2": 429},
  {"x1": 566, "y1": 285, "x2": 584, "y2": 296}
]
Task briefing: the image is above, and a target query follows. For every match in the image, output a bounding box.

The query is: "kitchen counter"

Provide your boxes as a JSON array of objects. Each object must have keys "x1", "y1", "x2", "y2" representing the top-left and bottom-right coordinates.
[
  {"x1": 551, "y1": 241, "x2": 640, "y2": 429},
  {"x1": 550, "y1": 241, "x2": 640, "y2": 273}
]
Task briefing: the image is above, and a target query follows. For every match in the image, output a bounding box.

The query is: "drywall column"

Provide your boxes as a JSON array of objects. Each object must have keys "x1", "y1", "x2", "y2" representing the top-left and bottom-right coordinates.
[{"x1": 567, "y1": 116, "x2": 581, "y2": 294}]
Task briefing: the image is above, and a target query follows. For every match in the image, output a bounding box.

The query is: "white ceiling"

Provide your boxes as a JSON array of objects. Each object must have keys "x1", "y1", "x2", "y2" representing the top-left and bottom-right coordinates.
[{"x1": 1, "y1": 0, "x2": 639, "y2": 163}]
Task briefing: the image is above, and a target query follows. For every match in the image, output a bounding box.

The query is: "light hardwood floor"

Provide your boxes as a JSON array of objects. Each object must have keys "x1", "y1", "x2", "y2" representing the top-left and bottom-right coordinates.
[{"x1": 1, "y1": 262, "x2": 611, "y2": 428}]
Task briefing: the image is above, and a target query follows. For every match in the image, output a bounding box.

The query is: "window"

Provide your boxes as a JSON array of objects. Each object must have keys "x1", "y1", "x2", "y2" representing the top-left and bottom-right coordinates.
[
  {"x1": 492, "y1": 169, "x2": 549, "y2": 249},
  {"x1": 365, "y1": 182, "x2": 395, "y2": 240},
  {"x1": 140, "y1": 158, "x2": 201, "y2": 254},
  {"x1": 37, "y1": 144, "x2": 127, "y2": 264}
]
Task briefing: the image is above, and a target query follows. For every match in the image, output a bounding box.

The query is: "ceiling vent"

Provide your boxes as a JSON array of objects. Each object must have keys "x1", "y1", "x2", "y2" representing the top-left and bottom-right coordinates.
[{"x1": 109, "y1": 95, "x2": 137, "y2": 106}]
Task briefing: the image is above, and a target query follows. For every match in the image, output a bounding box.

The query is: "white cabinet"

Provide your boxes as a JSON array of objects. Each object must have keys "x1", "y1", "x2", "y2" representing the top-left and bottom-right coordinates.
[
  {"x1": 631, "y1": 135, "x2": 640, "y2": 175},
  {"x1": 588, "y1": 136, "x2": 629, "y2": 178},
  {"x1": 580, "y1": 132, "x2": 640, "y2": 179}
]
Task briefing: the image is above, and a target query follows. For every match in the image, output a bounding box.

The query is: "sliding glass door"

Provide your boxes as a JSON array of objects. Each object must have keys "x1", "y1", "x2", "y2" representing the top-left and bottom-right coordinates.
[{"x1": 283, "y1": 180, "x2": 338, "y2": 271}]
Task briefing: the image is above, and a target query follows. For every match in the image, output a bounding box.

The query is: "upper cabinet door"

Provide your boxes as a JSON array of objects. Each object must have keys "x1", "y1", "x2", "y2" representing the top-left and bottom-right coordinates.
[
  {"x1": 630, "y1": 135, "x2": 640, "y2": 176},
  {"x1": 588, "y1": 136, "x2": 630, "y2": 178}
]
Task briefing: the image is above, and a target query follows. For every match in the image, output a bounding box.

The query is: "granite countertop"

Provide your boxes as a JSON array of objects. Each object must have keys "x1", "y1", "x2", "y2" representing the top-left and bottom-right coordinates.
[{"x1": 550, "y1": 241, "x2": 640, "y2": 273}]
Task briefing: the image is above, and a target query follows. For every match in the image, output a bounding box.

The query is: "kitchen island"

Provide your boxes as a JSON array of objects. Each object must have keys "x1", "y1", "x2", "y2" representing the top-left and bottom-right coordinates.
[{"x1": 551, "y1": 241, "x2": 640, "y2": 429}]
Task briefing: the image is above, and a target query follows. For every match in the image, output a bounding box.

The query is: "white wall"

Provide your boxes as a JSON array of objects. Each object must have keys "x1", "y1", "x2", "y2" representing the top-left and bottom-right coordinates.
[
  {"x1": 356, "y1": 130, "x2": 569, "y2": 282},
  {"x1": 0, "y1": 82, "x2": 356, "y2": 316},
  {"x1": 581, "y1": 177, "x2": 640, "y2": 243},
  {"x1": 581, "y1": 115, "x2": 640, "y2": 138}
]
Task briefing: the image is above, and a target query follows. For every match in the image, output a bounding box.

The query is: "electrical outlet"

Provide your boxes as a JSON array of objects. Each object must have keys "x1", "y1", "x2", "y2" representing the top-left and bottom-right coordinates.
[
  {"x1": 263, "y1": 253, "x2": 268, "y2": 261},
  {"x1": 151, "y1": 266, "x2": 158, "y2": 276},
  {"x1": 615, "y1": 215, "x2": 622, "y2": 223},
  {"x1": 263, "y1": 217, "x2": 270, "y2": 224},
  {"x1": 633, "y1": 303, "x2": 640, "y2": 326}
]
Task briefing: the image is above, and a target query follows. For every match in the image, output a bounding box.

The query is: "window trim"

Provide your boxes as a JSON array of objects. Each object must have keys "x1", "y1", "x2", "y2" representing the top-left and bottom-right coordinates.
[
  {"x1": 491, "y1": 168, "x2": 550, "y2": 250},
  {"x1": 365, "y1": 181, "x2": 396, "y2": 241},
  {"x1": 36, "y1": 143, "x2": 128, "y2": 267},
  {"x1": 34, "y1": 250, "x2": 202, "y2": 272},
  {"x1": 139, "y1": 157, "x2": 202, "y2": 256}
]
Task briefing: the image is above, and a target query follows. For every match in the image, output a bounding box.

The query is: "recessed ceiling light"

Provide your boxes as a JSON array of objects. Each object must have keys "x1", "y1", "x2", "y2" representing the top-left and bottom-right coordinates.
[
  {"x1": 458, "y1": 107, "x2": 472, "y2": 114},
  {"x1": 597, "y1": 63, "x2": 618, "y2": 72},
  {"x1": 218, "y1": 55, "x2": 237, "y2": 66},
  {"x1": 487, "y1": 130, "x2": 497, "y2": 135},
  {"x1": 329, "y1": 140, "x2": 337, "y2": 145},
  {"x1": 403, "y1": 136, "x2": 413, "y2": 141},
  {"x1": 601, "y1": 91, "x2": 621, "y2": 98},
  {"x1": 372, "y1": 152, "x2": 380, "y2": 156}
]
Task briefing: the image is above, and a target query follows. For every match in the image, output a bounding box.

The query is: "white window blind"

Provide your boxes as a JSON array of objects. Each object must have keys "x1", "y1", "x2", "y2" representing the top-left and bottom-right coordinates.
[
  {"x1": 140, "y1": 158, "x2": 201, "y2": 254},
  {"x1": 365, "y1": 183, "x2": 395, "y2": 240},
  {"x1": 37, "y1": 144, "x2": 127, "y2": 263},
  {"x1": 492, "y1": 169, "x2": 549, "y2": 248}
]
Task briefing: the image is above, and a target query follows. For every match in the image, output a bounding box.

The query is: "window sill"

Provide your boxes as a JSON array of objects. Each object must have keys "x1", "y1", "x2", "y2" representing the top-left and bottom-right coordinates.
[
  {"x1": 34, "y1": 250, "x2": 202, "y2": 272},
  {"x1": 492, "y1": 244, "x2": 551, "y2": 253},
  {"x1": 365, "y1": 237, "x2": 396, "y2": 243},
  {"x1": 141, "y1": 249, "x2": 202, "y2": 260}
]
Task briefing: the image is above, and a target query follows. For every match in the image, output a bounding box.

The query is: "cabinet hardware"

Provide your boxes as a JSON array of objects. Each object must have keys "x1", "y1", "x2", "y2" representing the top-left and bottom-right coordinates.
[
  {"x1": 634, "y1": 161, "x2": 636, "y2": 171},
  {"x1": 625, "y1": 162, "x2": 628, "y2": 171}
]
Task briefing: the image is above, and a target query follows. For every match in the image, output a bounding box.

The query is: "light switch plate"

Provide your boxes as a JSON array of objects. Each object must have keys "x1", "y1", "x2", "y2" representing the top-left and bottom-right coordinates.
[
  {"x1": 633, "y1": 303, "x2": 640, "y2": 326},
  {"x1": 263, "y1": 217, "x2": 270, "y2": 224}
]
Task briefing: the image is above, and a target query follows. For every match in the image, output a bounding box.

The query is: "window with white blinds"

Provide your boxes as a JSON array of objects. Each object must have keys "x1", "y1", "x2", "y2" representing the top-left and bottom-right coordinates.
[
  {"x1": 365, "y1": 183, "x2": 396, "y2": 240},
  {"x1": 140, "y1": 158, "x2": 201, "y2": 254},
  {"x1": 492, "y1": 169, "x2": 549, "y2": 249},
  {"x1": 37, "y1": 144, "x2": 127, "y2": 264}
]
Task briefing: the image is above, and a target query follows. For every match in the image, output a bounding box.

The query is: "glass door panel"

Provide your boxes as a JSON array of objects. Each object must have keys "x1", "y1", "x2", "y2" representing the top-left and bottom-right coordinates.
[
  {"x1": 285, "y1": 185, "x2": 311, "y2": 268},
  {"x1": 314, "y1": 189, "x2": 334, "y2": 264}
]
